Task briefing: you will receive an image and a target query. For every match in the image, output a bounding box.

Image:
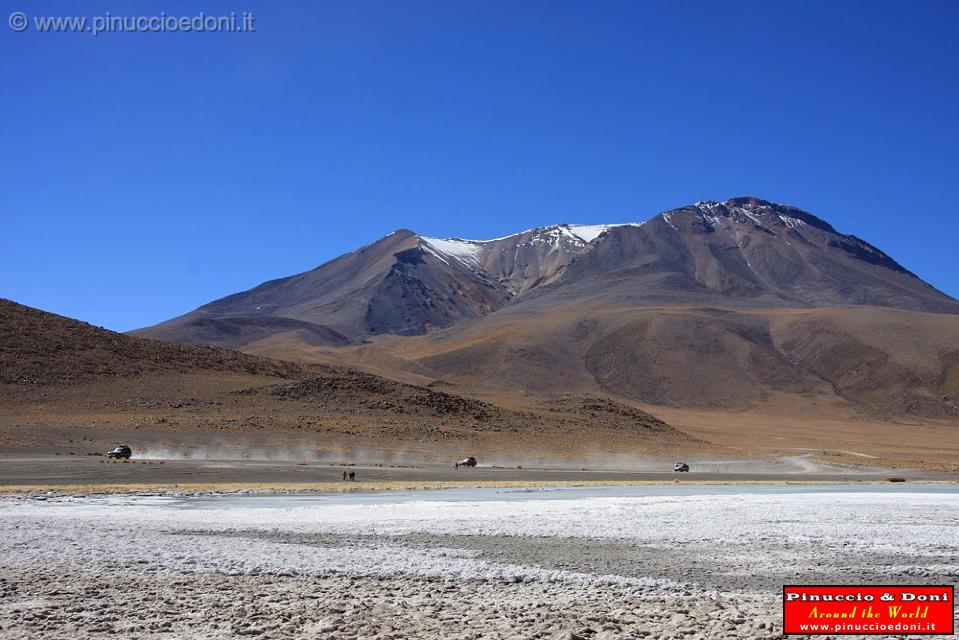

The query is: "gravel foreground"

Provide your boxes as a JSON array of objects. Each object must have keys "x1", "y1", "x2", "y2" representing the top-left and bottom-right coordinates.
[{"x1": 1, "y1": 489, "x2": 957, "y2": 639}]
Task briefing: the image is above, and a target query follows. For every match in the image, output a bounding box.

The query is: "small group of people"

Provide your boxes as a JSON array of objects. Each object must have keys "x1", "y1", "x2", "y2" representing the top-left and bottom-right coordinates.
[{"x1": 342, "y1": 470, "x2": 356, "y2": 481}]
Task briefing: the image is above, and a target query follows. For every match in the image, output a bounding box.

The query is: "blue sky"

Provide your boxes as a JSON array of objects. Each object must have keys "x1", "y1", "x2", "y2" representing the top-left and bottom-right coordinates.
[{"x1": 2, "y1": 0, "x2": 957, "y2": 331}]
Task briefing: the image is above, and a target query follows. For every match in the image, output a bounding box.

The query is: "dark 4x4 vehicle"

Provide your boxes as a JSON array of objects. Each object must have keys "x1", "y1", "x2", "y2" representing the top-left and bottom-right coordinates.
[{"x1": 107, "y1": 445, "x2": 132, "y2": 460}]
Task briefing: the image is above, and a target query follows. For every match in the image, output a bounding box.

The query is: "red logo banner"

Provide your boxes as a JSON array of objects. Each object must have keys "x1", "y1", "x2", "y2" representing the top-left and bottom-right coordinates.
[{"x1": 783, "y1": 585, "x2": 955, "y2": 635}]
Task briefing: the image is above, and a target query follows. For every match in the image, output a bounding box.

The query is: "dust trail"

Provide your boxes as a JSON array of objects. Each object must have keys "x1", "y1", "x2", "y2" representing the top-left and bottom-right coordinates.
[
  {"x1": 478, "y1": 452, "x2": 869, "y2": 474},
  {"x1": 138, "y1": 440, "x2": 335, "y2": 463},
  {"x1": 136, "y1": 440, "x2": 441, "y2": 466},
  {"x1": 135, "y1": 442, "x2": 868, "y2": 474}
]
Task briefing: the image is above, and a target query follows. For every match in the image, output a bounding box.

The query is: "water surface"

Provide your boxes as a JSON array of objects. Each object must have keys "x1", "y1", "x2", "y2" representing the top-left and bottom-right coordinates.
[{"x1": 170, "y1": 482, "x2": 959, "y2": 510}]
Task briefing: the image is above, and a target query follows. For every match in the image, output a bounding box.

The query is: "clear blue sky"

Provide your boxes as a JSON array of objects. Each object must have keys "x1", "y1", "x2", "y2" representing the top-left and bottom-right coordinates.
[{"x1": 2, "y1": 0, "x2": 957, "y2": 331}]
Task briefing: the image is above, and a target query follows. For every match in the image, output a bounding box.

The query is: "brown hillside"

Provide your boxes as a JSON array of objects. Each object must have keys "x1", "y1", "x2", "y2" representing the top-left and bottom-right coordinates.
[
  {"x1": 330, "y1": 305, "x2": 959, "y2": 421},
  {"x1": 0, "y1": 300, "x2": 698, "y2": 461},
  {"x1": 0, "y1": 298, "x2": 304, "y2": 386}
]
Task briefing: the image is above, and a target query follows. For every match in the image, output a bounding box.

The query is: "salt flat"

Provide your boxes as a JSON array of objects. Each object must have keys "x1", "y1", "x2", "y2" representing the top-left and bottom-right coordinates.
[{"x1": 1, "y1": 486, "x2": 957, "y2": 639}]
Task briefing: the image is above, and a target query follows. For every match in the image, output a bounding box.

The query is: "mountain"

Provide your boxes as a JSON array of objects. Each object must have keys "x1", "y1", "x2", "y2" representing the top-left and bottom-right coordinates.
[
  {"x1": 521, "y1": 197, "x2": 955, "y2": 313},
  {"x1": 339, "y1": 199, "x2": 959, "y2": 420},
  {"x1": 133, "y1": 223, "x2": 641, "y2": 347},
  {"x1": 135, "y1": 198, "x2": 957, "y2": 351},
  {"x1": 130, "y1": 197, "x2": 959, "y2": 421}
]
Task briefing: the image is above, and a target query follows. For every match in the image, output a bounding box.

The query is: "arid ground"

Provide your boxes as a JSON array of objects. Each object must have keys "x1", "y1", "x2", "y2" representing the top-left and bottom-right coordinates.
[{"x1": 2, "y1": 486, "x2": 957, "y2": 639}]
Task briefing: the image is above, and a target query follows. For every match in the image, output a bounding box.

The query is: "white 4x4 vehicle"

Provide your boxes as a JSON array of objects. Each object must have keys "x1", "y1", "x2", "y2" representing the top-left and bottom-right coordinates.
[{"x1": 673, "y1": 462, "x2": 689, "y2": 472}]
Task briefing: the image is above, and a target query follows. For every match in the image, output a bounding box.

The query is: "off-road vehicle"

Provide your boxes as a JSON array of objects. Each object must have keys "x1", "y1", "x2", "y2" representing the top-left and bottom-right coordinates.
[{"x1": 107, "y1": 445, "x2": 132, "y2": 460}]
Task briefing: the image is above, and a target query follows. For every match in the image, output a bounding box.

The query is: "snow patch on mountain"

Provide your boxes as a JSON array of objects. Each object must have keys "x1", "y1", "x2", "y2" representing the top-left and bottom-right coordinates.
[
  {"x1": 425, "y1": 223, "x2": 639, "y2": 247},
  {"x1": 779, "y1": 214, "x2": 805, "y2": 230},
  {"x1": 420, "y1": 222, "x2": 642, "y2": 271},
  {"x1": 689, "y1": 200, "x2": 815, "y2": 235},
  {"x1": 420, "y1": 237, "x2": 485, "y2": 270},
  {"x1": 525, "y1": 226, "x2": 586, "y2": 247},
  {"x1": 566, "y1": 224, "x2": 632, "y2": 242}
]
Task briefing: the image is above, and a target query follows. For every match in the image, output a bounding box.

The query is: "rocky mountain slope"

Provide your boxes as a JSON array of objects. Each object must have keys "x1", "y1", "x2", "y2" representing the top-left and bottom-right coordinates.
[
  {"x1": 128, "y1": 197, "x2": 959, "y2": 421},
  {"x1": 134, "y1": 223, "x2": 638, "y2": 347},
  {"x1": 135, "y1": 198, "x2": 958, "y2": 352},
  {"x1": 343, "y1": 304, "x2": 959, "y2": 420},
  {"x1": 521, "y1": 197, "x2": 955, "y2": 313}
]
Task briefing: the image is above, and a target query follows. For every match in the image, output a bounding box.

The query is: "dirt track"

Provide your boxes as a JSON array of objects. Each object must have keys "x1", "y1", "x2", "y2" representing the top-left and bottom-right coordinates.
[{"x1": 1, "y1": 455, "x2": 952, "y2": 492}]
